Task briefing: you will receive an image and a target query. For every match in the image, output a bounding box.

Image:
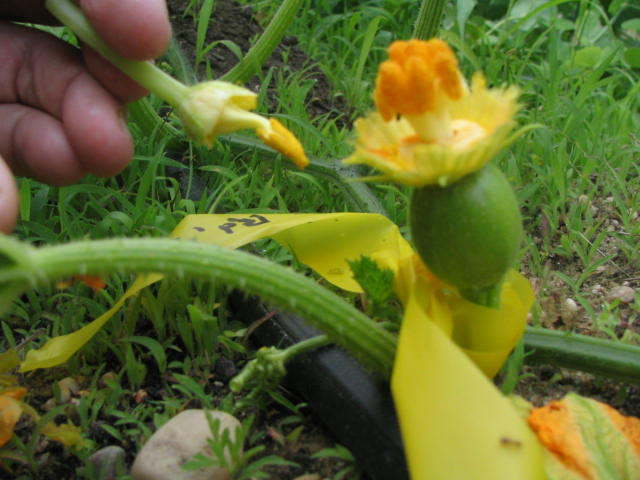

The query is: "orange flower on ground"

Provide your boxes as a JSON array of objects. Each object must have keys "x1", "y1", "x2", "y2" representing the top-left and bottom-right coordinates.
[
  {"x1": 0, "y1": 387, "x2": 26, "y2": 448},
  {"x1": 527, "y1": 393, "x2": 640, "y2": 479}
]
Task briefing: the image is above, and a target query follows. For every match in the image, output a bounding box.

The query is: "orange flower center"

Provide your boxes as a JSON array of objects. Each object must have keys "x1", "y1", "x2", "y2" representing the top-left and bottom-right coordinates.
[{"x1": 375, "y1": 39, "x2": 464, "y2": 122}]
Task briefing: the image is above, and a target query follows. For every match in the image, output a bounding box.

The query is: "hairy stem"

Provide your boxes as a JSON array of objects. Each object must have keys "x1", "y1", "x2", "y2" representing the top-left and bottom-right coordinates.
[
  {"x1": 0, "y1": 237, "x2": 395, "y2": 378},
  {"x1": 413, "y1": 0, "x2": 448, "y2": 40},
  {"x1": 523, "y1": 326, "x2": 640, "y2": 385},
  {"x1": 46, "y1": 0, "x2": 189, "y2": 105}
]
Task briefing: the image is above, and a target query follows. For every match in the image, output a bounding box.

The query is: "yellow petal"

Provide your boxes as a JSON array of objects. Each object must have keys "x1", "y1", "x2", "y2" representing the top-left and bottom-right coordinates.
[
  {"x1": 256, "y1": 118, "x2": 309, "y2": 168},
  {"x1": 345, "y1": 111, "x2": 521, "y2": 187}
]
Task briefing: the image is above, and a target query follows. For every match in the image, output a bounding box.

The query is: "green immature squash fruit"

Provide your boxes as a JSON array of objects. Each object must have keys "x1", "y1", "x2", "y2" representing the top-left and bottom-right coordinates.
[{"x1": 409, "y1": 162, "x2": 523, "y2": 307}]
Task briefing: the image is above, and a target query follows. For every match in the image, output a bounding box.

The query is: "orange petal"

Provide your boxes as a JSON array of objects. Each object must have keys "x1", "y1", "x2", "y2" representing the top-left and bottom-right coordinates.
[
  {"x1": 527, "y1": 400, "x2": 593, "y2": 479},
  {"x1": 0, "y1": 396, "x2": 22, "y2": 447},
  {"x1": 74, "y1": 275, "x2": 106, "y2": 293},
  {"x1": 374, "y1": 39, "x2": 463, "y2": 119}
]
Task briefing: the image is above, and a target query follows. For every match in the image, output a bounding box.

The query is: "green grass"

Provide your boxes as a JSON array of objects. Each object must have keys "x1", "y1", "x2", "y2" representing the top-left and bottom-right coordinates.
[{"x1": 2, "y1": 0, "x2": 640, "y2": 478}]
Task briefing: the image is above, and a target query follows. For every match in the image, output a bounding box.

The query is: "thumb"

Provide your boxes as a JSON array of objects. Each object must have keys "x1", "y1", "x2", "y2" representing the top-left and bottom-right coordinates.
[{"x1": 0, "y1": 155, "x2": 18, "y2": 234}]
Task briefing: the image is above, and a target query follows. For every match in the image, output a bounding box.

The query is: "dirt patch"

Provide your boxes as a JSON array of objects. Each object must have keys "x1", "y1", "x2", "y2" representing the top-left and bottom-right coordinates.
[{"x1": 166, "y1": 0, "x2": 350, "y2": 123}]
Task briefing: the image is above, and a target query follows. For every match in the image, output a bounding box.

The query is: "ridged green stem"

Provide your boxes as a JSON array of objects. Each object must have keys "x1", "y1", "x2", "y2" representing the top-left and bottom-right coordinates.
[
  {"x1": 523, "y1": 326, "x2": 640, "y2": 385},
  {"x1": 413, "y1": 0, "x2": 448, "y2": 39},
  {"x1": 0, "y1": 237, "x2": 395, "y2": 378},
  {"x1": 221, "y1": 0, "x2": 304, "y2": 84},
  {"x1": 45, "y1": 0, "x2": 189, "y2": 106},
  {"x1": 3, "y1": 240, "x2": 637, "y2": 384}
]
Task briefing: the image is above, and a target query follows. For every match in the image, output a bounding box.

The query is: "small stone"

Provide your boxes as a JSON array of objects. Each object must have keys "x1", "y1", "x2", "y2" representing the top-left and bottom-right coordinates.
[
  {"x1": 88, "y1": 445, "x2": 126, "y2": 480},
  {"x1": 42, "y1": 397, "x2": 57, "y2": 412},
  {"x1": 57, "y1": 377, "x2": 80, "y2": 403},
  {"x1": 565, "y1": 298, "x2": 579, "y2": 313},
  {"x1": 131, "y1": 409, "x2": 241, "y2": 480},
  {"x1": 607, "y1": 285, "x2": 636, "y2": 304}
]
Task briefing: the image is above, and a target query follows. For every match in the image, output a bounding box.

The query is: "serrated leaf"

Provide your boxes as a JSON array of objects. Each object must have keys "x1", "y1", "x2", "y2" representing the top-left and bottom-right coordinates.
[{"x1": 348, "y1": 256, "x2": 395, "y2": 305}]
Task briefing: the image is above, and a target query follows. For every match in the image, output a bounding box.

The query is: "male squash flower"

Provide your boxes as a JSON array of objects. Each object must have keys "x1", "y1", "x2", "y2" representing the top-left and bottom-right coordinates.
[
  {"x1": 178, "y1": 81, "x2": 309, "y2": 168},
  {"x1": 45, "y1": 0, "x2": 309, "y2": 170},
  {"x1": 345, "y1": 39, "x2": 521, "y2": 187}
]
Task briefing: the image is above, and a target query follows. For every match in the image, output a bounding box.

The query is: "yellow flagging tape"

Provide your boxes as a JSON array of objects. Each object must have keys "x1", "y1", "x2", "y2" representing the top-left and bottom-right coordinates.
[{"x1": 19, "y1": 213, "x2": 544, "y2": 479}]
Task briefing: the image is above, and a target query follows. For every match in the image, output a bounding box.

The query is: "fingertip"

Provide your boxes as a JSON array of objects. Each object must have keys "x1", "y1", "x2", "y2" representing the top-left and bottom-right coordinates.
[
  {"x1": 63, "y1": 75, "x2": 134, "y2": 177},
  {"x1": 0, "y1": 156, "x2": 18, "y2": 234},
  {"x1": 81, "y1": 0, "x2": 171, "y2": 60}
]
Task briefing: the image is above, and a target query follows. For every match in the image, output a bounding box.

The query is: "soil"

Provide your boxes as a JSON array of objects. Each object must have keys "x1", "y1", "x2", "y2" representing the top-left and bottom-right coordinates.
[{"x1": 166, "y1": 0, "x2": 350, "y2": 123}]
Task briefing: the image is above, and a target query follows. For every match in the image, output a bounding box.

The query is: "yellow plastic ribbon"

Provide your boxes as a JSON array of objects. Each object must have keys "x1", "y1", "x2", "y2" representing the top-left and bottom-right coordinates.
[{"x1": 19, "y1": 212, "x2": 545, "y2": 478}]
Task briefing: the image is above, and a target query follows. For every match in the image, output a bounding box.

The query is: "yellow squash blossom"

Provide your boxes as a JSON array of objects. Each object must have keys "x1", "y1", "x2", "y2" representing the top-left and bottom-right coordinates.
[{"x1": 345, "y1": 39, "x2": 521, "y2": 187}]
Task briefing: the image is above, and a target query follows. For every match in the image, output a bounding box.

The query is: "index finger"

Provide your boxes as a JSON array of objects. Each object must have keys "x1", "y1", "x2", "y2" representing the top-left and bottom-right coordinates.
[{"x1": 79, "y1": 0, "x2": 171, "y2": 61}]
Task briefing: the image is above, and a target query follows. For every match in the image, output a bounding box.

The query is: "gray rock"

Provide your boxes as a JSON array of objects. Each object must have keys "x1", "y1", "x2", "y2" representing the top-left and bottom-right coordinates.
[
  {"x1": 88, "y1": 445, "x2": 126, "y2": 480},
  {"x1": 607, "y1": 285, "x2": 636, "y2": 304},
  {"x1": 131, "y1": 409, "x2": 241, "y2": 480}
]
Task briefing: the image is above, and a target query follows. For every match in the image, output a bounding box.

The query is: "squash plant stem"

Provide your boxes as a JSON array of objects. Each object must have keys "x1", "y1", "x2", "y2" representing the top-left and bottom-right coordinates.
[
  {"x1": 413, "y1": 0, "x2": 448, "y2": 40},
  {"x1": 45, "y1": 0, "x2": 189, "y2": 106},
  {"x1": 221, "y1": 0, "x2": 305, "y2": 84},
  {"x1": 0, "y1": 237, "x2": 396, "y2": 378}
]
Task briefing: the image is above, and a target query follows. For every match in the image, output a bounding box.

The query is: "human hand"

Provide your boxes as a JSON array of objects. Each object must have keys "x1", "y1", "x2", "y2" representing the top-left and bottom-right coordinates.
[{"x1": 0, "y1": 0, "x2": 171, "y2": 233}]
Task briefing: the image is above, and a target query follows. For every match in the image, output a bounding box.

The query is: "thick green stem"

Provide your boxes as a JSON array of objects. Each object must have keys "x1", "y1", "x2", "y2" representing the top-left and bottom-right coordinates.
[
  {"x1": 45, "y1": 0, "x2": 189, "y2": 105},
  {"x1": 0, "y1": 237, "x2": 395, "y2": 378},
  {"x1": 523, "y1": 326, "x2": 640, "y2": 385},
  {"x1": 413, "y1": 0, "x2": 448, "y2": 39},
  {"x1": 221, "y1": 0, "x2": 304, "y2": 84}
]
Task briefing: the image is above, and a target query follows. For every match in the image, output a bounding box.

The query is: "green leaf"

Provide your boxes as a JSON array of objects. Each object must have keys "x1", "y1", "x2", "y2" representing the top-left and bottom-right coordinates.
[
  {"x1": 348, "y1": 256, "x2": 402, "y2": 323},
  {"x1": 624, "y1": 47, "x2": 640, "y2": 68},
  {"x1": 348, "y1": 256, "x2": 395, "y2": 305},
  {"x1": 121, "y1": 336, "x2": 167, "y2": 372},
  {"x1": 573, "y1": 46, "x2": 602, "y2": 68},
  {"x1": 457, "y1": 0, "x2": 477, "y2": 37},
  {"x1": 621, "y1": 18, "x2": 640, "y2": 32}
]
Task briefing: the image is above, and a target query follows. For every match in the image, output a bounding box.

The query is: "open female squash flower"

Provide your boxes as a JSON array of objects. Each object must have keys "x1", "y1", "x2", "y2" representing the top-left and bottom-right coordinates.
[
  {"x1": 526, "y1": 393, "x2": 640, "y2": 479},
  {"x1": 344, "y1": 39, "x2": 521, "y2": 187}
]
